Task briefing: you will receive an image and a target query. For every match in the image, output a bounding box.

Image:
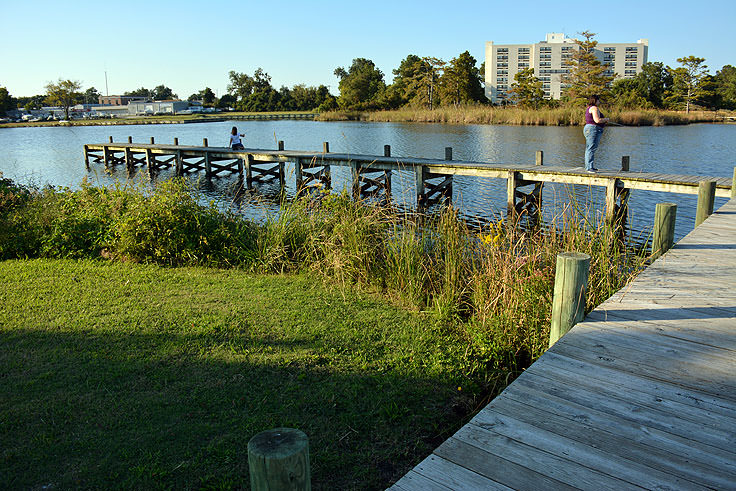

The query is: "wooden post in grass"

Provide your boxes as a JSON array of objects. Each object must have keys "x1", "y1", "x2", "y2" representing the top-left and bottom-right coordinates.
[
  {"x1": 536, "y1": 150, "x2": 543, "y2": 166},
  {"x1": 248, "y1": 428, "x2": 310, "y2": 491},
  {"x1": 695, "y1": 180, "x2": 716, "y2": 228},
  {"x1": 549, "y1": 252, "x2": 591, "y2": 347},
  {"x1": 652, "y1": 203, "x2": 677, "y2": 260}
]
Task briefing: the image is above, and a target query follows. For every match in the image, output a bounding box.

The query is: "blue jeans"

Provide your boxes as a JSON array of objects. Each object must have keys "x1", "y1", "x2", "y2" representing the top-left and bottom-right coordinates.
[{"x1": 583, "y1": 124, "x2": 604, "y2": 170}]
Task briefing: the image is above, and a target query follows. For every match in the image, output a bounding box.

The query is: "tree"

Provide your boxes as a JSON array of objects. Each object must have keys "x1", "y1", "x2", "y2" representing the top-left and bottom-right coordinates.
[
  {"x1": 610, "y1": 78, "x2": 650, "y2": 108},
  {"x1": 561, "y1": 31, "x2": 614, "y2": 104},
  {"x1": 125, "y1": 87, "x2": 153, "y2": 99},
  {"x1": 227, "y1": 71, "x2": 255, "y2": 103},
  {"x1": 714, "y1": 65, "x2": 736, "y2": 110},
  {"x1": 672, "y1": 56, "x2": 709, "y2": 113},
  {"x1": 217, "y1": 93, "x2": 236, "y2": 109},
  {"x1": 334, "y1": 58, "x2": 386, "y2": 110},
  {"x1": 439, "y1": 51, "x2": 485, "y2": 107},
  {"x1": 0, "y1": 86, "x2": 15, "y2": 115},
  {"x1": 628, "y1": 62, "x2": 672, "y2": 108},
  {"x1": 385, "y1": 54, "x2": 423, "y2": 108},
  {"x1": 45, "y1": 79, "x2": 82, "y2": 119},
  {"x1": 507, "y1": 68, "x2": 545, "y2": 108},
  {"x1": 403, "y1": 57, "x2": 445, "y2": 109},
  {"x1": 152, "y1": 85, "x2": 177, "y2": 100},
  {"x1": 83, "y1": 87, "x2": 101, "y2": 105}
]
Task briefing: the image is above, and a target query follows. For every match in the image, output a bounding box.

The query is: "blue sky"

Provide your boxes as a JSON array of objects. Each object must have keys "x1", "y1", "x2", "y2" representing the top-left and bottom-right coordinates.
[{"x1": 2, "y1": 0, "x2": 734, "y2": 98}]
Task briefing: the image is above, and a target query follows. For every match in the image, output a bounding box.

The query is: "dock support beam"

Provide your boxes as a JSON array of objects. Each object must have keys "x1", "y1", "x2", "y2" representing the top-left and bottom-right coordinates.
[{"x1": 606, "y1": 178, "x2": 629, "y2": 227}]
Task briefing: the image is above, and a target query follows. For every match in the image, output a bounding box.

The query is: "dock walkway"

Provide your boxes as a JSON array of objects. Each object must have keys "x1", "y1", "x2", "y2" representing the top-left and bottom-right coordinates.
[{"x1": 391, "y1": 198, "x2": 736, "y2": 490}]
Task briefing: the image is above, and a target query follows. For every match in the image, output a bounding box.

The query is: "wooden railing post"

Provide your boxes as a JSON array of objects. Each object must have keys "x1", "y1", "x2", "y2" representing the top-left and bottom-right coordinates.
[
  {"x1": 109, "y1": 136, "x2": 113, "y2": 143},
  {"x1": 174, "y1": 137, "x2": 179, "y2": 145},
  {"x1": 445, "y1": 147, "x2": 453, "y2": 161},
  {"x1": 652, "y1": 203, "x2": 677, "y2": 260},
  {"x1": 549, "y1": 252, "x2": 591, "y2": 347},
  {"x1": 384, "y1": 145, "x2": 392, "y2": 197},
  {"x1": 203, "y1": 138, "x2": 208, "y2": 147},
  {"x1": 128, "y1": 136, "x2": 133, "y2": 143},
  {"x1": 248, "y1": 428, "x2": 310, "y2": 491},
  {"x1": 150, "y1": 137, "x2": 155, "y2": 144},
  {"x1": 84, "y1": 145, "x2": 90, "y2": 171},
  {"x1": 384, "y1": 145, "x2": 391, "y2": 157},
  {"x1": 621, "y1": 156, "x2": 630, "y2": 172},
  {"x1": 731, "y1": 167, "x2": 736, "y2": 199},
  {"x1": 322, "y1": 142, "x2": 329, "y2": 153},
  {"x1": 695, "y1": 180, "x2": 716, "y2": 227},
  {"x1": 536, "y1": 150, "x2": 543, "y2": 166}
]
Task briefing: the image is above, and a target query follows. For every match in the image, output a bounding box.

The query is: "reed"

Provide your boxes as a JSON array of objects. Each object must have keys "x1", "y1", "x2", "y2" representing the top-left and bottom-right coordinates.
[{"x1": 317, "y1": 105, "x2": 722, "y2": 126}]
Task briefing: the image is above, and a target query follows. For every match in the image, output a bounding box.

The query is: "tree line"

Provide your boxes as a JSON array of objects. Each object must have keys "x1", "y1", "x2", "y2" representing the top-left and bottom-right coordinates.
[
  {"x1": 508, "y1": 31, "x2": 736, "y2": 112},
  {"x1": 1, "y1": 38, "x2": 735, "y2": 119}
]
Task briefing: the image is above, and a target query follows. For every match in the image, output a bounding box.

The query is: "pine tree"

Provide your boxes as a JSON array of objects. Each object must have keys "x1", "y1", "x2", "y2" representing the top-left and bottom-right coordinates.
[
  {"x1": 561, "y1": 31, "x2": 614, "y2": 104},
  {"x1": 508, "y1": 68, "x2": 545, "y2": 108}
]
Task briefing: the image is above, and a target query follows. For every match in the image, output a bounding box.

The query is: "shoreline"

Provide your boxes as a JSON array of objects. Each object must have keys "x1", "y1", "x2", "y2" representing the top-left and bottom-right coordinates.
[{"x1": 2, "y1": 108, "x2": 733, "y2": 129}]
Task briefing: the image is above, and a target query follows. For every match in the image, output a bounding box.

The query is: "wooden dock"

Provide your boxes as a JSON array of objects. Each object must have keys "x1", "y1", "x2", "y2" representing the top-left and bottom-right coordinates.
[
  {"x1": 84, "y1": 140, "x2": 734, "y2": 222},
  {"x1": 390, "y1": 197, "x2": 736, "y2": 490}
]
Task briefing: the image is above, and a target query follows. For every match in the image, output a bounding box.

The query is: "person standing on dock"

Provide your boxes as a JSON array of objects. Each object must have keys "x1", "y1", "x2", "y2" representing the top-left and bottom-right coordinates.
[
  {"x1": 229, "y1": 127, "x2": 245, "y2": 150},
  {"x1": 583, "y1": 95, "x2": 609, "y2": 173}
]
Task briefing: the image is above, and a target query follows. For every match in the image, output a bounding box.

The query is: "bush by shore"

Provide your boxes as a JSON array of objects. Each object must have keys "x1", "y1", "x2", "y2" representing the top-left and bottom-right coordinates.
[{"x1": 0, "y1": 175, "x2": 649, "y2": 487}]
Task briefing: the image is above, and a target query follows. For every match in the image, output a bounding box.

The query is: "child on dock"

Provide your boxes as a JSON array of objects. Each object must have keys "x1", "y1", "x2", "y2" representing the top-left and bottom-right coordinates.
[{"x1": 229, "y1": 127, "x2": 245, "y2": 150}]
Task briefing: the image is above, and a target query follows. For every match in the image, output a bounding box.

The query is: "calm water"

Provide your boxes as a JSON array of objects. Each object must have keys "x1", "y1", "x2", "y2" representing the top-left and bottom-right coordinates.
[{"x1": 1, "y1": 120, "x2": 734, "y2": 241}]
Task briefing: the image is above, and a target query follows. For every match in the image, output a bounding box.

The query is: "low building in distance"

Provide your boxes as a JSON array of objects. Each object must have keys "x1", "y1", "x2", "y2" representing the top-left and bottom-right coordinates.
[{"x1": 485, "y1": 33, "x2": 649, "y2": 104}]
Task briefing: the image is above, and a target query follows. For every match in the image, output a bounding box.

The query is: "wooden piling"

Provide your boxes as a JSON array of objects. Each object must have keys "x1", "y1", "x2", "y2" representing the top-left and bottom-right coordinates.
[
  {"x1": 278, "y1": 141, "x2": 285, "y2": 187},
  {"x1": 445, "y1": 147, "x2": 453, "y2": 161},
  {"x1": 384, "y1": 145, "x2": 391, "y2": 157},
  {"x1": 204, "y1": 151, "x2": 212, "y2": 179},
  {"x1": 175, "y1": 150, "x2": 183, "y2": 176},
  {"x1": 621, "y1": 156, "x2": 630, "y2": 172},
  {"x1": 506, "y1": 171, "x2": 519, "y2": 219},
  {"x1": 549, "y1": 252, "x2": 591, "y2": 347},
  {"x1": 146, "y1": 149, "x2": 155, "y2": 179},
  {"x1": 109, "y1": 136, "x2": 113, "y2": 143},
  {"x1": 416, "y1": 165, "x2": 427, "y2": 207},
  {"x1": 150, "y1": 137, "x2": 155, "y2": 144},
  {"x1": 84, "y1": 145, "x2": 90, "y2": 171},
  {"x1": 322, "y1": 142, "x2": 329, "y2": 153},
  {"x1": 731, "y1": 167, "x2": 736, "y2": 199},
  {"x1": 695, "y1": 180, "x2": 716, "y2": 227},
  {"x1": 125, "y1": 147, "x2": 133, "y2": 174},
  {"x1": 536, "y1": 150, "x2": 544, "y2": 166},
  {"x1": 384, "y1": 145, "x2": 392, "y2": 197},
  {"x1": 248, "y1": 428, "x2": 310, "y2": 491},
  {"x1": 652, "y1": 203, "x2": 677, "y2": 260},
  {"x1": 174, "y1": 137, "x2": 179, "y2": 145},
  {"x1": 128, "y1": 136, "x2": 132, "y2": 144},
  {"x1": 246, "y1": 154, "x2": 254, "y2": 189}
]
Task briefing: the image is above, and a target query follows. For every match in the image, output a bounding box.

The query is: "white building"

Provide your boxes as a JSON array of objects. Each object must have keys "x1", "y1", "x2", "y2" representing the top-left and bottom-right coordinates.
[{"x1": 485, "y1": 33, "x2": 649, "y2": 104}]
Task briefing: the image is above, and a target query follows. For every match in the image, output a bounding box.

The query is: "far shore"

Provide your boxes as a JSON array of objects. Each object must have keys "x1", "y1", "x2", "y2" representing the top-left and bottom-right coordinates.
[{"x1": 2, "y1": 107, "x2": 733, "y2": 129}]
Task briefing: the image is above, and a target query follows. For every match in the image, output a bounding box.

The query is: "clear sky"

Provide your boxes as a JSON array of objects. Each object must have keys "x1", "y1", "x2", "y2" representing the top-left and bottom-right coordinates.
[{"x1": 2, "y1": 0, "x2": 734, "y2": 98}]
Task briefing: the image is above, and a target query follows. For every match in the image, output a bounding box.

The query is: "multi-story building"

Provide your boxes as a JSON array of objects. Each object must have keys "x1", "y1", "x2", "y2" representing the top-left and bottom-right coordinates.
[{"x1": 485, "y1": 33, "x2": 648, "y2": 104}]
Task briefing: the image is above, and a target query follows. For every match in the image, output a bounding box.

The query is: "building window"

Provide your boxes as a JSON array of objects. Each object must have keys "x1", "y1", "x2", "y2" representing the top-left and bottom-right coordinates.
[
  {"x1": 497, "y1": 55, "x2": 508, "y2": 61},
  {"x1": 519, "y1": 55, "x2": 530, "y2": 61},
  {"x1": 625, "y1": 47, "x2": 637, "y2": 52},
  {"x1": 497, "y1": 63, "x2": 508, "y2": 68},
  {"x1": 604, "y1": 47, "x2": 616, "y2": 52},
  {"x1": 540, "y1": 54, "x2": 552, "y2": 59},
  {"x1": 540, "y1": 62, "x2": 551, "y2": 67},
  {"x1": 497, "y1": 70, "x2": 508, "y2": 74},
  {"x1": 518, "y1": 47, "x2": 530, "y2": 53},
  {"x1": 497, "y1": 48, "x2": 508, "y2": 53},
  {"x1": 518, "y1": 63, "x2": 529, "y2": 68},
  {"x1": 540, "y1": 46, "x2": 552, "y2": 52}
]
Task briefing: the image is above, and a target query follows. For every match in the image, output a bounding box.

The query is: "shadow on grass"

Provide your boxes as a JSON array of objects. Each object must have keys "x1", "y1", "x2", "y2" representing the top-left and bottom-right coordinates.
[{"x1": 1, "y1": 327, "x2": 471, "y2": 490}]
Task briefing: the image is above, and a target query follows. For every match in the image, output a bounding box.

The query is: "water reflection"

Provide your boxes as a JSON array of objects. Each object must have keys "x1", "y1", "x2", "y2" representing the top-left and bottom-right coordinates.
[{"x1": 1, "y1": 121, "x2": 733, "y2": 243}]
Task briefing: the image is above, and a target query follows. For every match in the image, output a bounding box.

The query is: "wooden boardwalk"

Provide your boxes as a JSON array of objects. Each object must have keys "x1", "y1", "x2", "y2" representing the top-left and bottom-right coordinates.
[{"x1": 391, "y1": 198, "x2": 736, "y2": 490}]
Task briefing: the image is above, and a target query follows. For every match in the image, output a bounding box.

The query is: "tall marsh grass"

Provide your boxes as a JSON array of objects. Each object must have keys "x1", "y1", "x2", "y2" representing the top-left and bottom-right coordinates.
[
  {"x1": 318, "y1": 105, "x2": 722, "y2": 126},
  {"x1": 0, "y1": 177, "x2": 648, "y2": 377}
]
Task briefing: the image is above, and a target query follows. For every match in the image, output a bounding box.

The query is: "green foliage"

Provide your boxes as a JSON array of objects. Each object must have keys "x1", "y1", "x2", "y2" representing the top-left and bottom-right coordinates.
[
  {"x1": 508, "y1": 68, "x2": 545, "y2": 108},
  {"x1": 44, "y1": 78, "x2": 82, "y2": 119},
  {"x1": 0, "y1": 86, "x2": 15, "y2": 115},
  {"x1": 670, "y1": 56, "x2": 710, "y2": 112},
  {"x1": 561, "y1": 31, "x2": 614, "y2": 104},
  {"x1": 403, "y1": 56, "x2": 445, "y2": 109},
  {"x1": 440, "y1": 51, "x2": 486, "y2": 107},
  {"x1": 334, "y1": 58, "x2": 387, "y2": 110},
  {"x1": 714, "y1": 65, "x2": 736, "y2": 110}
]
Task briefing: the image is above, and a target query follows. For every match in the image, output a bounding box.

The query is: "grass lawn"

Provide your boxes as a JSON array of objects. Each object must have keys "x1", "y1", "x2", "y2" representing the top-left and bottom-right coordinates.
[{"x1": 0, "y1": 259, "x2": 473, "y2": 489}]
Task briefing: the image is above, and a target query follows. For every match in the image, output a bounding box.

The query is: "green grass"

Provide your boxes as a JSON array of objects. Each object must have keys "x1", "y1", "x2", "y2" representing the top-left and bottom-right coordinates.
[{"x1": 0, "y1": 259, "x2": 474, "y2": 489}]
